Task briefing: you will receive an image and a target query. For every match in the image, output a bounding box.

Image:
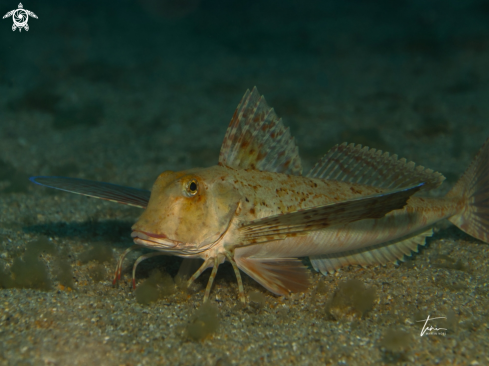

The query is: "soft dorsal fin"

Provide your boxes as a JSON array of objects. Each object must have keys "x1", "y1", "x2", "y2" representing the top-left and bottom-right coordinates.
[
  {"x1": 218, "y1": 87, "x2": 302, "y2": 175},
  {"x1": 307, "y1": 143, "x2": 445, "y2": 191}
]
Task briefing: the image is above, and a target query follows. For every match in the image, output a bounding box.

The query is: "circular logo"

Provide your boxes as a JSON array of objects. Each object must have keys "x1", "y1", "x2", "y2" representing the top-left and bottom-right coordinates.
[{"x1": 12, "y1": 9, "x2": 28, "y2": 28}]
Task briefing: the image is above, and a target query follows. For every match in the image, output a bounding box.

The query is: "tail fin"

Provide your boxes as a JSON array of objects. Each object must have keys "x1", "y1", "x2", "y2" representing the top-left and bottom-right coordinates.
[{"x1": 447, "y1": 138, "x2": 489, "y2": 243}]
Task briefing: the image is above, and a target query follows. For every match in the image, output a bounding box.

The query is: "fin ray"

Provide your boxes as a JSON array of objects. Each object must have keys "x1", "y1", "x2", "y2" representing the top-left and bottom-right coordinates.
[
  {"x1": 310, "y1": 228, "x2": 433, "y2": 274},
  {"x1": 219, "y1": 87, "x2": 302, "y2": 175},
  {"x1": 308, "y1": 143, "x2": 445, "y2": 191},
  {"x1": 235, "y1": 257, "x2": 310, "y2": 295},
  {"x1": 448, "y1": 137, "x2": 489, "y2": 243},
  {"x1": 30, "y1": 176, "x2": 150, "y2": 208}
]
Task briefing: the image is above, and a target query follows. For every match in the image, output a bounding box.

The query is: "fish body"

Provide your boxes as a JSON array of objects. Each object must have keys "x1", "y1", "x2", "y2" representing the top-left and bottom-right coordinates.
[
  {"x1": 30, "y1": 87, "x2": 489, "y2": 303},
  {"x1": 134, "y1": 165, "x2": 457, "y2": 256},
  {"x1": 131, "y1": 163, "x2": 462, "y2": 297},
  {"x1": 132, "y1": 166, "x2": 388, "y2": 250}
]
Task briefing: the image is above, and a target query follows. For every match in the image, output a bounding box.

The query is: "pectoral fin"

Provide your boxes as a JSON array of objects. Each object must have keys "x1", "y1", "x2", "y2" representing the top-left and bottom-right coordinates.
[
  {"x1": 310, "y1": 228, "x2": 433, "y2": 274},
  {"x1": 30, "y1": 176, "x2": 150, "y2": 208},
  {"x1": 239, "y1": 183, "x2": 423, "y2": 245},
  {"x1": 235, "y1": 257, "x2": 310, "y2": 295}
]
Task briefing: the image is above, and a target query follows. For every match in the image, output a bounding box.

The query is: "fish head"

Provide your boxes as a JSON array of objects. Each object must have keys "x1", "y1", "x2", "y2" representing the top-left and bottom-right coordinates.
[{"x1": 131, "y1": 166, "x2": 239, "y2": 253}]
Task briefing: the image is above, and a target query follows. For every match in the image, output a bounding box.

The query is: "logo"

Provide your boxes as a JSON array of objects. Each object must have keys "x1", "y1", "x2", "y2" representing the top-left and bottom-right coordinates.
[
  {"x1": 416, "y1": 315, "x2": 447, "y2": 336},
  {"x1": 3, "y1": 3, "x2": 37, "y2": 32}
]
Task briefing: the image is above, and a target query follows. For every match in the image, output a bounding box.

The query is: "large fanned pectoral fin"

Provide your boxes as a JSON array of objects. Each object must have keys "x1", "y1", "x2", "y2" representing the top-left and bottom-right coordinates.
[
  {"x1": 30, "y1": 176, "x2": 150, "y2": 208},
  {"x1": 235, "y1": 257, "x2": 310, "y2": 295},
  {"x1": 239, "y1": 183, "x2": 424, "y2": 245},
  {"x1": 310, "y1": 228, "x2": 433, "y2": 275}
]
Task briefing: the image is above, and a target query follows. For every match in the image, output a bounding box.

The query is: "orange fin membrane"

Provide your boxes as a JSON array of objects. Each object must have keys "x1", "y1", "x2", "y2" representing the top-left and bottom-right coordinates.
[
  {"x1": 239, "y1": 183, "x2": 423, "y2": 245},
  {"x1": 235, "y1": 257, "x2": 310, "y2": 296},
  {"x1": 308, "y1": 143, "x2": 445, "y2": 191},
  {"x1": 30, "y1": 176, "x2": 150, "y2": 208},
  {"x1": 447, "y1": 137, "x2": 489, "y2": 243},
  {"x1": 310, "y1": 228, "x2": 433, "y2": 274},
  {"x1": 219, "y1": 87, "x2": 302, "y2": 175}
]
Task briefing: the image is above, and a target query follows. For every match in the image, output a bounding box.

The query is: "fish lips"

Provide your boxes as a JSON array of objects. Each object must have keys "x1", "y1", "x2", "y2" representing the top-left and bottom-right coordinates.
[{"x1": 131, "y1": 230, "x2": 179, "y2": 248}]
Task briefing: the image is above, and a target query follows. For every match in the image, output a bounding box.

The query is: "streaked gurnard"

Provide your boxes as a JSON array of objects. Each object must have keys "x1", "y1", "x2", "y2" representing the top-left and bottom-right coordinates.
[{"x1": 31, "y1": 87, "x2": 489, "y2": 303}]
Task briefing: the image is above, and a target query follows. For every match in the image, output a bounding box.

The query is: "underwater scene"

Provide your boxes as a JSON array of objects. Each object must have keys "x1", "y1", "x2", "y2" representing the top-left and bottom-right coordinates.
[{"x1": 1, "y1": 0, "x2": 489, "y2": 364}]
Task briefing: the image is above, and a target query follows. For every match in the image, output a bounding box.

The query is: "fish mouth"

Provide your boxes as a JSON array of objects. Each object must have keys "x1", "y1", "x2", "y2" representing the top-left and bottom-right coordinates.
[
  {"x1": 131, "y1": 231, "x2": 168, "y2": 240},
  {"x1": 131, "y1": 230, "x2": 181, "y2": 248}
]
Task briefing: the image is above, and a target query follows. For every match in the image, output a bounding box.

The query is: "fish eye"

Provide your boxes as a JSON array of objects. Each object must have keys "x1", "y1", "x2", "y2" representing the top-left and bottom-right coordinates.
[{"x1": 185, "y1": 179, "x2": 198, "y2": 196}]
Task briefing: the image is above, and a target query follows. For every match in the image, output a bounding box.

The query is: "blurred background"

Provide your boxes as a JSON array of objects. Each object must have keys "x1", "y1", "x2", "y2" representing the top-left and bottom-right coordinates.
[{"x1": 1, "y1": 0, "x2": 489, "y2": 192}]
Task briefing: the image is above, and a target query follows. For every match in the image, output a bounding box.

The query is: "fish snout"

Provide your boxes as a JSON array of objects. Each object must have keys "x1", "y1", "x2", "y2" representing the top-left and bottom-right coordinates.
[{"x1": 131, "y1": 230, "x2": 178, "y2": 249}]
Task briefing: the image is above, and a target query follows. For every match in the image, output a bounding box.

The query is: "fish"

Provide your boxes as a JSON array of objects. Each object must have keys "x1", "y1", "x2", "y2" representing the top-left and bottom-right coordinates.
[{"x1": 30, "y1": 87, "x2": 489, "y2": 303}]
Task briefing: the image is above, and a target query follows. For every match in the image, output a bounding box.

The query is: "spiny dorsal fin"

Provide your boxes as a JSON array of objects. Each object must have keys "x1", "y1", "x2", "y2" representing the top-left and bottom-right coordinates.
[
  {"x1": 310, "y1": 228, "x2": 433, "y2": 274},
  {"x1": 307, "y1": 143, "x2": 445, "y2": 191},
  {"x1": 239, "y1": 183, "x2": 423, "y2": 245},
  {"x1": 219, "y1": 87, "x2": 302, "y2": 175}
]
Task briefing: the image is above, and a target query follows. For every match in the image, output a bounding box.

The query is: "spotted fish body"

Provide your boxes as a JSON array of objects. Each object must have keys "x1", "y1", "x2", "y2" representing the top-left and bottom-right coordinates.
[{"x1": 31, "y1": 87, "x2": 489, "y2": 303}]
